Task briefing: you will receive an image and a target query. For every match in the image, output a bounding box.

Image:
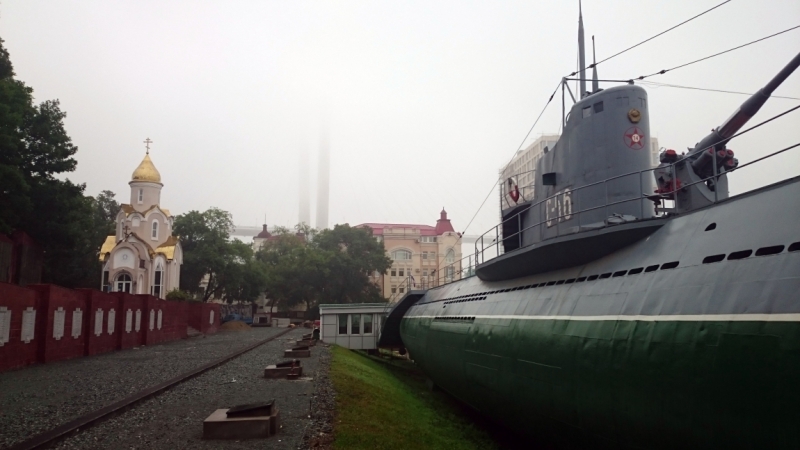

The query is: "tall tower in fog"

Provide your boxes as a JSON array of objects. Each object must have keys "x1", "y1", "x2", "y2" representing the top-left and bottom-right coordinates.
[
  {"x1": 316, "y1": 129, "x2": 330, "y2": 230},
  {"x1": 299, "y1": 147, "x2": 311, "y2": 226}
]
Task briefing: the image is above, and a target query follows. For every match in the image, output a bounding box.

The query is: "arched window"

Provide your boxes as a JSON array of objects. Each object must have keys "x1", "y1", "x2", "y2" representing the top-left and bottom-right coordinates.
[
  {"x1": 391, "y1": 249, "x2": 412, "y2": 260},
  {"x1": 138, "y1": 189, "x2": 144, "y2": 203},
  {"x1": 115, "y1": 273, "x2": 132, "y2": 293},
  {"x1": 446, "y1": 249, "x2": 455, "y2": 263},
  {"x1": 151, "y1": 221, "x2": 159, "y2": 239},
  {"x1": 153, "y1": 262, "x2": 164, "y2": 298}
]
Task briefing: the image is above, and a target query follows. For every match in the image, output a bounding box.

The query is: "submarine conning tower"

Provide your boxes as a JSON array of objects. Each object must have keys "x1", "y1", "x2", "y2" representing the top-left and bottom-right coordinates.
[{"x1": 508, "y1": 84, "x2": 656, "y2": 249}]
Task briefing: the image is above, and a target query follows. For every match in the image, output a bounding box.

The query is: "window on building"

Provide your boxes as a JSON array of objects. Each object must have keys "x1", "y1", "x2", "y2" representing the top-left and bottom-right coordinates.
[
  {"x1": 420, "y1": 236, "x2": 437, "y2": 243},
  {"x1": 422, "y1": 251, "x2": 428, "y2": 259},
  {"x1": 398, "y1": 268, "x2": 404, "y2": 277},
  {"x1": 363, "y1": 315, "x2": 373, "y2": 334},
  {"x1": 151, "y1": 221, "x2": 158, "y2": 239},
  {"x1": 429, "y1": 252, "x2": 435, "y2": 260},
  {"x1": 351, "y1": 314, "x2": 360, "y2": 334},
  {"x1": 391, "y1": 287, "x2": 397, "y2": 294},
  {"x1": 138, "y1": 189, "x2": 143, "y2": 203},
  {"x1": 153, "y1": 262, "x2": 163, "y2": 298},
  {"x1": 338, "y1": 314, "x2": 348, "y2": 335},
  {"x1": 391, "y1": 249, "x2": 412, "y2": 260},
  {"x1": 422, "y1": 270, "x2": 428, "y2": 277},
  {"x1": 390, "y1": 268, "x2": 396, "y2": 277},
  {"x1": 102, "y1": 270, "x2": 110, "y2": 292},
  {"x1": 399, "y1": 286, "x2": 405, "y2": 293},
  {"x1": 446, "y1": 266, "x2": 455, "y2": 283},
  {"x1": 446, "y1": 249, "x2": 455, "y2": 264}
]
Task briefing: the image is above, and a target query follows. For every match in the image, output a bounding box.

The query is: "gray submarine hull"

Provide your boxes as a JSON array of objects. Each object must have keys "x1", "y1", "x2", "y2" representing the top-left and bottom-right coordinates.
[{"x1": 395, "y1": 175, "x2": 800, "y2": 448}]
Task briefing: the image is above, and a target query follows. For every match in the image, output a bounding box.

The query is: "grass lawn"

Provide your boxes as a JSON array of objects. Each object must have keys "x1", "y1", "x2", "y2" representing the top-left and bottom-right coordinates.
[{"x1": 330, "y1": 346, "x2": 499, "y2": 450}]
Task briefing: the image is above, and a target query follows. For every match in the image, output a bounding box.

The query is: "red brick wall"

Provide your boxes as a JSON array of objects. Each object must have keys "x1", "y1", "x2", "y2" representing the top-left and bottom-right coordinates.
[
  {"x1": 27, "y1": 284, "x2": 86, "y2": 363},
  {"x1": 78, "y1": 289, "x2": 121, "y2": 356},
  {"x1": 114, "y1": 293, "x2": 144, "y2": 350},
  {"x1": 139, "y1": 295, "x2": 167, "y2": 346},
  {"x1": 0, "y1": 282, "x2": 40, "y2": 372},
  {"x1": 188, "y1": 303, "x2": 221, "y2": 334},
  {"x1": 161, "y1": 301, "x2": 188, "y2": 341}
]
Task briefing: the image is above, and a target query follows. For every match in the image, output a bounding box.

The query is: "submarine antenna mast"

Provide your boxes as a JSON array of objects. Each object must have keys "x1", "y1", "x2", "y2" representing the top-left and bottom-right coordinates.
[
  {"x1": 592, "y1": 35, "x2": 599, "y2": 93},
  {"x1": 578, "y1": 1, "x2": 586, "y2": 98}
]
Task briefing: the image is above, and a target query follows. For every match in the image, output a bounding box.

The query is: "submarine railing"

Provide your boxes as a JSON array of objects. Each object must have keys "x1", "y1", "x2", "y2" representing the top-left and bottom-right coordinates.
[{"x1": 474, "y1": 142, "x2": 800, "y2": 267}]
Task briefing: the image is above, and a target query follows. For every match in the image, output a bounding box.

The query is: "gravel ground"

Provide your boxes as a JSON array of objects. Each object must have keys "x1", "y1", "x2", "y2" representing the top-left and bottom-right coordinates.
[
  {"x1": 0, "y1": 326, "x2": 290, "y2": 450},
  {"x1": 50, "y1": 327, "x2": 327, "y2": 450},
  {"x1": 301, "y1": 347, "x2": 334, "y2": 450}
]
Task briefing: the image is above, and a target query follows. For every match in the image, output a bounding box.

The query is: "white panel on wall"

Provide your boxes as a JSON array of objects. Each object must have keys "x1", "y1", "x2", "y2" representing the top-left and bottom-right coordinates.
[
  {"x1": 125, "y1": 309, "x2": 133, "y2": 333},
  {"x1": 149, "y1": 309, "x2": 155, "y2": 331},
  {"x1": 135, "y1": 309, "x2": 141, "y2": 331},
  {"x1": 209, "y1": 310, "x2": 214, "y2": 324},
  {"x1": 53, "y1": 307, "x2": 66, "y2": 340},
  {"x1": 108, "y1": 309, "x2": 116, "y2": 335},
  {"x1": 21, "y1": 307, "x2": 36, "y2": 343},
  {"x1": 157, "y1": 309, "x2": 163, "y2": 330},
  {"x1": 0, "y1": 307, "x2": 11, "y2": 346},
  {"x1": 95, "y1": 309, "x2": 104, "y2": 336},
  {"x1": 72, "y1": 309, "x2": 83, "y2": 339}
]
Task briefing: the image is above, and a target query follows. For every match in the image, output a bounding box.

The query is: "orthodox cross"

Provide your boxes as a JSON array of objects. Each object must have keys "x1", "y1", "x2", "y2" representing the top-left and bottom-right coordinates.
[{"x1": 144, "y1": 137, "x2": 153, "y2": 154}]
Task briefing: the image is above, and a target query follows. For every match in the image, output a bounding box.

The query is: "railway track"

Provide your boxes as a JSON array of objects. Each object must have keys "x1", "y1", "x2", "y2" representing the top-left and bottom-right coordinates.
[{"x1": 7, "y1": 327, "x2": 294, "y2": 450}]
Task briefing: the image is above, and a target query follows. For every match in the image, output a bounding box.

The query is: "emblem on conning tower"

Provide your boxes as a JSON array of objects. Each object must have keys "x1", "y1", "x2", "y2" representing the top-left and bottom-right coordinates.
[
  {"x1": 628, "y1": 108, "x2": 641, "y2": 123},
  {"x1": 623, "y1": 126, "x2": 645, "y2": 150}
]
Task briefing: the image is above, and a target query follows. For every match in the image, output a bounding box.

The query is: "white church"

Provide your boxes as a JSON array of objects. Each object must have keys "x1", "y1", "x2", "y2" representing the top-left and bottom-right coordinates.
[{"x1": 99, "y1": 142, "x2": 182, "y2": 297}]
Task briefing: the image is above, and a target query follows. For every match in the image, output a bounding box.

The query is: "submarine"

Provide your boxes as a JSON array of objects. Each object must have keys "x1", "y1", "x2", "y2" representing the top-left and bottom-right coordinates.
[{"x1": 379, "y1": 7, "x2": 800, "y2": 449}]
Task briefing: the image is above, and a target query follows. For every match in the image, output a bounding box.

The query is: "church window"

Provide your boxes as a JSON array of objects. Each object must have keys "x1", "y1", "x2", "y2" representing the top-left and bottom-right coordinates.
[
  {"x1": 138, "y1": 189, "x2": 143, "y2": 203},
  {"x1": 115, "y1": 273, "x2": 132, "y2": 293},
  {"x1": 151, "y1": 221, "x2": 159, "y2": 239},
  {"x1": 102, "y1": 271, "x2": 110, "y2": 292},
  {"x1": 153, "y1": 263, "x2": 163, "y2": 298}
]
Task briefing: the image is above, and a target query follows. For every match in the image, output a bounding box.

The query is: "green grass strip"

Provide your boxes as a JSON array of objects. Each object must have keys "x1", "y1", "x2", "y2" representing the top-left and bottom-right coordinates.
[{"x1": 330, "y1": 346, "x2": 498, "y2": 450}]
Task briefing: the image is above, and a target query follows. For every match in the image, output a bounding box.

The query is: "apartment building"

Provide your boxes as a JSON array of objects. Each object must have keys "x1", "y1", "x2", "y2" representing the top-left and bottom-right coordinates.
[{"x1": 356, "y1": 209, "x2": 462, "y2": 301}]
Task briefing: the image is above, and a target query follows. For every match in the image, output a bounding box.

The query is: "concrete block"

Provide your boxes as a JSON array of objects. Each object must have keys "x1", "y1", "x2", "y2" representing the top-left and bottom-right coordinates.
[
  {"x1": 295, "y1": 339, "x2": 315, "y2": 347},
  {"x1": 203, "y1": 408, "x2": 280, "y2": 439},
  {"x1": 283, "y1": 346, "x2": 310, "y2": 358},
  {"x1": 264, "y1": 360, "x2": 303, "y2": 379}
]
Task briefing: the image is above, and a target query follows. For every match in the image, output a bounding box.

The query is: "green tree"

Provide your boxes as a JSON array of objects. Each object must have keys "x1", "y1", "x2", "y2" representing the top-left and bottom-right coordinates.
[
  {"x1": 92, "y1": 190, "x2": 120, "y2": 235},
  {"x1": 173, "y1": 207, "x2": 234, "y2": 300},
  {"x1": 0, "y1": 38, "x2": 105, "y2": 287},
  {"x1": 257, "y1": 223, "x2": 391, "y2": 318}
]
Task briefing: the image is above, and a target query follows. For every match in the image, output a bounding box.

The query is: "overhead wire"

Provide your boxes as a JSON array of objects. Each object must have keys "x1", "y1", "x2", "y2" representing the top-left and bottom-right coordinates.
[
  {"x1": 631, "y1": 24, "x2": 800, "y2": 81},
  {"x1": 638, "y1": 81, "x2": 800, "y2": 100},
  {"x1": 569, "y1": 0, "x2": 733, "y2": 76}
]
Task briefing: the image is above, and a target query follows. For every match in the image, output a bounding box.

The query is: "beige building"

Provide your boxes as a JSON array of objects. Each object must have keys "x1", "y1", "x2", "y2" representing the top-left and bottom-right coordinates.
[
  {"x1": 357, "y1": 209, "x2": 462, "y2": 301},
  {"x1": 99, "y1": 146, "x2": 182, "y2": 297},
  {"x1": 500, "y1": 134, "x2": 560, "y2": 208}
]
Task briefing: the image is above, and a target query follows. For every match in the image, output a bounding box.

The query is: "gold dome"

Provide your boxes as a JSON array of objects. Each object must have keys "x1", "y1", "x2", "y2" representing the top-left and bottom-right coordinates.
[{"x1": 131, "y1": 153, "x2": 162, "y2": 184}]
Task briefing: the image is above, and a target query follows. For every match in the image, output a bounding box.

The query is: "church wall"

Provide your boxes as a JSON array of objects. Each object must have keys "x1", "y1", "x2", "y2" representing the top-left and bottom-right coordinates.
[
  {"x1": 129, "y1": 181, "x2": 161, "y2": 210},
  {"x1": 114, "y1": 293, "x2": 145, "y2": 350},
  {"x1": 27, "y1": 284, "x2": 87, "y2": 364},
  {"x1": 0, "y1": 282, "x2": 40, "y2": 371},
  {"x1": 77, "y1": 289, "x2": 121, "y2": 357}
]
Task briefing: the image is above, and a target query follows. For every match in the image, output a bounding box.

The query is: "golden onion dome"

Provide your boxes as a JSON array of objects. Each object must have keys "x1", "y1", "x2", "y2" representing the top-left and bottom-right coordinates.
[{"x1": 131, "y1": 153, "x2": 162, "y2": 184}]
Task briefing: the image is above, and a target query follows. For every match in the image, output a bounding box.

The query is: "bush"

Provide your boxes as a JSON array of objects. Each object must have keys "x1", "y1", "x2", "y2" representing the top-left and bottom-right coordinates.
[{"x1": 165, "y1": 289, "x2": 195, "y2": 301}]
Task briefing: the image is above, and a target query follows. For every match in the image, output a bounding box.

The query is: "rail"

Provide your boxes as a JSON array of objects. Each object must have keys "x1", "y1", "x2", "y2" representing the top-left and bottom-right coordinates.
[{"x1": 476, "y1": 142, "x2": 800, "y2": 267}]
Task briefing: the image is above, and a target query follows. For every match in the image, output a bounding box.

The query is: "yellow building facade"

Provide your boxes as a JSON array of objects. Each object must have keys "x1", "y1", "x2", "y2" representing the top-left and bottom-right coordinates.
[{"x1": 357, "y1": 209, "x2": 462, "y2": 301}]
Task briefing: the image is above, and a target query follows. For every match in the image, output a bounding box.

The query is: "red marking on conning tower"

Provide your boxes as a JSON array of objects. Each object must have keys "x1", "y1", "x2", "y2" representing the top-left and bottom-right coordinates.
[{"x1": 623, "y1": 127, "x2": 645, "y2": 150}]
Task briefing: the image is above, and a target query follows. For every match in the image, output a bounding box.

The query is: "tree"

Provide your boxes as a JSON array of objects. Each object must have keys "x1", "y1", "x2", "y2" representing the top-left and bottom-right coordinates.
[
  {"x1": 92, "y1": 190, "x2": 120, "y2": 235},
  {"x1": 173, "y1": 207, "x2": 266, "y2": 303},
  {"x1": 0, "y1": 38, "x2": 107, "y2": 287},
  {"x1": 256, "y1": 223, "x2": 391, "y2": 318}
]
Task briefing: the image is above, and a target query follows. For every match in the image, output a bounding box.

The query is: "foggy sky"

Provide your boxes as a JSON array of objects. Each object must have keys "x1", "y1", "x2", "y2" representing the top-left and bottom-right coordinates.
[{"x1": 3, "y1": 0, "x2": 799, "y2": 237}]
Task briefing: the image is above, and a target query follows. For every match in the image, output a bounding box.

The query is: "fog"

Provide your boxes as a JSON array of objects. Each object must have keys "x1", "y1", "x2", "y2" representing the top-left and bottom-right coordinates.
[{"x1": 3, "y1": 0, "x2": 799, "y2": 238}]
